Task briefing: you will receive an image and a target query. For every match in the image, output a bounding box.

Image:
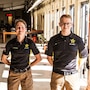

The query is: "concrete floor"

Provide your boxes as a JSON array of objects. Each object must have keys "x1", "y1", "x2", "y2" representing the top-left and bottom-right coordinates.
[{"x1": 0, "y1": 43, "x2": 87, "y2": 90}]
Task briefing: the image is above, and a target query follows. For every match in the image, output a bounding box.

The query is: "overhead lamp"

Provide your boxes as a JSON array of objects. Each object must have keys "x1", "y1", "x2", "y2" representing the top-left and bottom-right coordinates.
[
  {"x1": 3, "y1": 5, "x2": 24, "y2": 11},
  {"x1": 27, "y1": 0, "x2": 44, "y2": 13}
]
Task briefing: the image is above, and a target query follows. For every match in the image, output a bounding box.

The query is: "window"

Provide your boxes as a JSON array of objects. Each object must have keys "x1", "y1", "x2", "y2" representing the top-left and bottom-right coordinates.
[
  {"x1": 80, "y1": 3, "x2": 89, "y2": 44},
  {"x1": 69, "y1": 5, "x2": 75, "y2": 32},
  {"x1": 62, "y1": 7, "x2": 66, "y2": 14},
  {"x1": 56, "y1": 9, "x2": 59, "y2": 34}
]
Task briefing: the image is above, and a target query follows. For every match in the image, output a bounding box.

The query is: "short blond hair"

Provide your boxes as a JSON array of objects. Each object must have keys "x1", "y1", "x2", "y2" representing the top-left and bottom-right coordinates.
[
  {"x1": 15, "y1": 19, "x2": 27, "y2": 28},
  {"x1": 60, "y1": 14, "x2": 72, "y2": 22}
]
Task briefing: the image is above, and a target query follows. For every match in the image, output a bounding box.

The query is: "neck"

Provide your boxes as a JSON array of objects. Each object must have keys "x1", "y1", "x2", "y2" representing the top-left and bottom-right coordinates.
[
  {"x1": 61, "y1": 31, "x2": 71, "y2": 36},
  {"x1": 17, "y1": 35, "x2": 25, "y2": 43}
]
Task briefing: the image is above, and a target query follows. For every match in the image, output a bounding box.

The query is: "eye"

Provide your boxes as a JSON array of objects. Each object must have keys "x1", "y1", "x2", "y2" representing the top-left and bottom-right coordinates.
[
  {"x1": 61, "y1": 23, "x2": 71, "y2": 26},
  {"x1": 67, "y1": 23, "x2": 70, "y2": 25}
]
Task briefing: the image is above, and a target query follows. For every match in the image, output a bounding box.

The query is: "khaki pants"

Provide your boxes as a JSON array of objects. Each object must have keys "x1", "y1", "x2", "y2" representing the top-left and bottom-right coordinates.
[
  {"x1": 50, "y1": 72, "x2": 80, "y2": 90},
  {"x1": 7, "y1": 69, "x2": 33, "y2": 90}
]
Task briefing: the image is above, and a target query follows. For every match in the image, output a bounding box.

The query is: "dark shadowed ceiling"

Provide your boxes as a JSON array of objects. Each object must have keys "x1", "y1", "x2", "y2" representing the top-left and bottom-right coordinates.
[{"x1": 0, "y1": 0, "x2": 37, "y2": 11}]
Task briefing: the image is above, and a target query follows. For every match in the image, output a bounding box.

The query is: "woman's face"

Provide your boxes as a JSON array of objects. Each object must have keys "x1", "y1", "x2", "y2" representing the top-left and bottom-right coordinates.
[{"x1": 15, "y1": 22, "x2": 27, "y2": 37}]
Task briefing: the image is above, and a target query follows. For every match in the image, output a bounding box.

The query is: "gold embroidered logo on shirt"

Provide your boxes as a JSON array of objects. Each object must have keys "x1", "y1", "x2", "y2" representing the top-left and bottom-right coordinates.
[
  {"x1": 24, "y1": 44, "x2": 29, "y2": 49},
  {"x1": 69, "y1": 39, "x2": 76, "y2": 45}
]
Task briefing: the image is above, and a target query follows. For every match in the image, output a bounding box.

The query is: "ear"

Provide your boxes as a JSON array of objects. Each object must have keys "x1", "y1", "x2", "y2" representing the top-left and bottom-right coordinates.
[
  {"x1": 25, "y1": 28, "x2": 27, "y2": 32},
  {"x1": 70, "y1": 23, "x2": 73, "y2": 27},
  {"x1": 59, "y1": 22, "x2": 61, "y2": 26}
]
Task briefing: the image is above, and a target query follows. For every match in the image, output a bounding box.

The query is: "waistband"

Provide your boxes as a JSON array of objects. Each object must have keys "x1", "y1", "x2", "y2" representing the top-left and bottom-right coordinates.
[
  {"x1": 10, "y1": 65, "x2": 30, "y2": 73},
  {"x1": 53, "y1": 69, "x2": 78, "y2": 75}
]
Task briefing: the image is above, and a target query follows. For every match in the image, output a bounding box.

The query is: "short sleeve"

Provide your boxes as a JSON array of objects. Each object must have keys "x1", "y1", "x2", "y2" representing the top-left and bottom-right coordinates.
[
  {"x1": 30, "y1": 40, "x2": 40, "y2": 55},
  {"x1": 46, "y1": 38, "x2": 53, "y2": 56},
  {"x1": 3, "y1": 41, "x2": 12, "y2": 55},
  {"x1": 78, "y1": 38, "x2": 88, "y2": 58}
]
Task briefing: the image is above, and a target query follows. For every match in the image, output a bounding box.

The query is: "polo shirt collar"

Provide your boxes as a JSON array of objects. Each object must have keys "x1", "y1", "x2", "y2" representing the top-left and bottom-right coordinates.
[
  {"x1": 59, "y1": 31, "x2": 73, "y2": 38},
  {"x1": 15, "y1": 36, "x2": 27, "y2": 43}
]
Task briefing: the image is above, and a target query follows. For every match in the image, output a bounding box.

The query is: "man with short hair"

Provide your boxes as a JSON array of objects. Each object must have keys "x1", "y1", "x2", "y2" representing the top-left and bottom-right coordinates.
[{"x1": 46, "y1": 14, "x2": 88, "y2": 90}]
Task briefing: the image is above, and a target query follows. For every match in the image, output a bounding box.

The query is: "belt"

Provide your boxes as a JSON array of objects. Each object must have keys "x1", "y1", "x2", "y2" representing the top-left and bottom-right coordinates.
[
  {"x1": 10, "y1": 65, "x2": 30, "y2": 73},
  {"x1": 54, "y1": 70, "x2": 78, "y2": 75}
]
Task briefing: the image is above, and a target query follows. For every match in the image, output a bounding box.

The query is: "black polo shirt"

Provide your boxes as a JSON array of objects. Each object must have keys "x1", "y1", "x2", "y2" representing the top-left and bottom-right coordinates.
[
  {"x1": 3, "y1": 36, "x2": 40, "y2": 69},
  {"x1": 46, "y1": 32, "x2": 88, "y2": 71}
]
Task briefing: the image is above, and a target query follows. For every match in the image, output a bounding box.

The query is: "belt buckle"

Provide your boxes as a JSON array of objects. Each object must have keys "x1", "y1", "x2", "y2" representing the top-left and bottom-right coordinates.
[
  {"x1": 13, "y1": 68, "x2": 25, "y2": 73},
  {"x1": 20, "y1": 69, "x2": 25, "y2": 73},
  {"x1": 12, "y1": 66, "x2": 30, "y2": 73},
  {"x1": 68, "y1": 72, "x2": 72, "y2": 75},
  {"x1": 13, "y1": 68, "x2": 20, "y2": 73},
  {"x1": 64, "y1": 72, "x2": 72, "y2": 75},
  {"x1": 14, "y1": 69, "x2": 20, "y2": 73},
  {"x1": 21, "y1": 66, "x2": 30, "y2": 73}
]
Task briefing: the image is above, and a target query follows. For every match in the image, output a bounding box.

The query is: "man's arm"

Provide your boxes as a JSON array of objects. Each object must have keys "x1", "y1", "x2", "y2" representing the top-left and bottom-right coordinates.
[
  {"x1": 1, "y1": 54, "x2": 11, "y2": 65},
  {"x1": 30, "y1": 53, "x2": 41, "y2": 66},
  {"x1": 47, "y1": 56, "x2": 53, "y2": 65},
  {"x1": 78, "y1": 43, "x2": 88, "y2": 68},
  {"x1": 78, "y1": 57, "x2": 87, "y2": 69}
]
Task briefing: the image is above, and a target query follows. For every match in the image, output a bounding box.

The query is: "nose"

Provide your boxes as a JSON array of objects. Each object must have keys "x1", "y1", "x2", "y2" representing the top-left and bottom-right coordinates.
[
  {"x1": 18, "y1": 27, "x2": 20, "y2": 29},
  {"x1": 63, "y1": 23, "x2": 67, "y2": 28},
  {"x1": 18, "y1": 27, "x2": 22, "y2": 31}
]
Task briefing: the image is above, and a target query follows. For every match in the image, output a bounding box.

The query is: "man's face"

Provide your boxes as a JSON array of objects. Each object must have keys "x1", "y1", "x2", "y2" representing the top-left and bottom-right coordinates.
[
  {"x1": 59, "y1": 17, "x2": 72, "y2": 32},
  {"x1": 15, "y1": 22, "x2": 27, "y2": 36}
]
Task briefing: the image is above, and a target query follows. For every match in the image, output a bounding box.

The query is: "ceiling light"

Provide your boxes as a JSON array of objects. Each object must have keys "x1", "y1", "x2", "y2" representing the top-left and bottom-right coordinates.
[
  {"x1": 3, "y1": 5, "x2": 24, "y2": 11},
  {"x1": 27, "y1": 0, "x2": 44, "y2": 13}
]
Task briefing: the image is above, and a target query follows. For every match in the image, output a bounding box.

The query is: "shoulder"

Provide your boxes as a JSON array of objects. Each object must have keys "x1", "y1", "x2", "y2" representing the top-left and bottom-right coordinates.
[
  {"x1": 50, "y1": 34, "x2": 60, "y2": 41},
  {"x1": 25, "y1": 37, "x2": 35, "y2": 46},
  {"x1": 71, "y1": 33, "x2": 82, "y2": 40},
  {"x1": 71, "y1": 33, "x2": 84, "y2": 44},
  {"x1": 26, "y1": 37, "x2": 34, "y2": 43},
  {"x1": 5, "y1": 38, "x2": 16, "y2": 48},
  {"x1": 7, "y1": 38, "x2": 16, "y2": 45},
  {"x1": 48, "y1": 34, "x2": 60, "y2": 46}
]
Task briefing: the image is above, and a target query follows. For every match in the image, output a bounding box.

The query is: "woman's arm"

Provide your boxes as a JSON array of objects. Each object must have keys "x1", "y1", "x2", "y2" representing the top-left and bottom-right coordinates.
[
  {"x1": 30, "y1": 53, "x2": 41, "y2": 66},
  {"x1": 1, "y1": 54, "x2": 11, "y2": 65}
]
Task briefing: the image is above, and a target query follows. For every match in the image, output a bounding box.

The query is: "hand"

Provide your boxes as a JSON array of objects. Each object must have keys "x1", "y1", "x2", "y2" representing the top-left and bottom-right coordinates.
[{"x1": 86, "y1": 86, "x2": 90, "y2": 90}]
